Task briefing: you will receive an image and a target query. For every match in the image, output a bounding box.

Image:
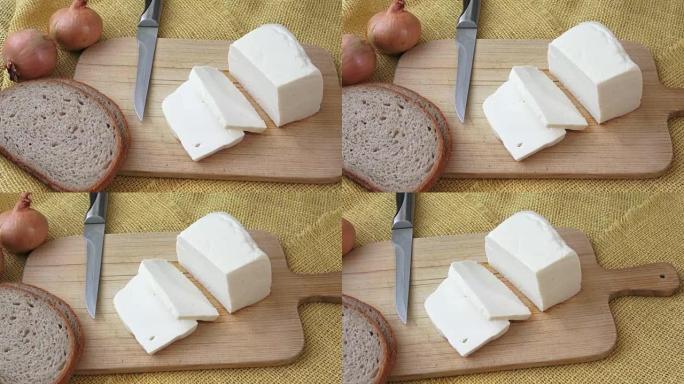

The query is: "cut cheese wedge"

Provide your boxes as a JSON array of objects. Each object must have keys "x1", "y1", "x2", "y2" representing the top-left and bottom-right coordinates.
[
  {"x1": 188, "y1": 66, "x2": 267, "y2": 133},
  {"x1": 162, "y1": 81, "x2": 244, "y2": 161},
  {"x1": 485, "y1": 211, "x2": 582, "y2": 311},
  {"x1": 228, "y1": 24, "x2": 323, "y2": 127},
  {"x1": 424, "y1": 277, "x2": 510, "y2": 357},
  {"x1": 177, "y1": 212, "x2": 272, "y2": 314},
  {"x1": 113, "y1": 274, "x2": 198, "y2": 354},
  {"x1": 548, "y1": 21, "x2": 642, "y2": 123},
  {"x1": 483, "y1": 81, "x2": 566, "y2": 161},
  {"x1": 509, "y1": 66, "x2": 587, "y2": 130},
  {"x1": 138, "y1": 259, "x2": 219, "y2": 321},
  {"x1": 448, "y1": 260, "x2": 531, "y2": 321}
]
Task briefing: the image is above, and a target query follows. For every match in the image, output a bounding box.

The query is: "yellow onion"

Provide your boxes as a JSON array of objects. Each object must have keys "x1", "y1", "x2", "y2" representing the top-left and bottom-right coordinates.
[
  {"x1": 49, "y1": 0, "x2": 103, "y2": 51},
  {"x1": 0, "y1": 193, "x2": 49, "y2": 254},
  {"x1": 342, "y1": 34, "x2": 377, "y2": 85},
  {"x1": 367, "y1": 0, "x2": 422, "y2": 54},
  {"x1": 2, "y1": 29, "x2": 57, "y2": 81}
]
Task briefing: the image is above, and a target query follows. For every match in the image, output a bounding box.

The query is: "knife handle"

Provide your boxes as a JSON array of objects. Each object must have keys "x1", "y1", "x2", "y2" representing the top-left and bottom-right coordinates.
[
  {"x1": 458, "y1": 0, "x2": 480, "y2": 28},
  {"x1": 140, "y1": 0, "x2": 163, "y2": 27},
  {"x1": 85, "y1": 193, "x2": 108, "y2": 224},
  {"x1": 394, "y1": 193, "x2": 415, "y2": 228}
]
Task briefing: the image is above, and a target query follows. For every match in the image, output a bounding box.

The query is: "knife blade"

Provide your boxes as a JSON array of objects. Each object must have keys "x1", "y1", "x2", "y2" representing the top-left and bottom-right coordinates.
[
  {"x1": 455, "y1": 0, "x2": 481, "y2": 122},
  {"x1": 392, "y1": 193, "x2": 415, "y2": 324},
  {"x1": 134, "y1": 0, "x2": 163, "y2": 121},
  {"x1": 84, "y1": 192, "x2": 107, "y2": 319}
]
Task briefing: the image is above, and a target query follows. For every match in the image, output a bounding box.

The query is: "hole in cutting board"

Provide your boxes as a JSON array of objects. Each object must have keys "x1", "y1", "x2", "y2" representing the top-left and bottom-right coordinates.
[{"x1": 659, "y1": 274, "x2": 665, "y2": 279}]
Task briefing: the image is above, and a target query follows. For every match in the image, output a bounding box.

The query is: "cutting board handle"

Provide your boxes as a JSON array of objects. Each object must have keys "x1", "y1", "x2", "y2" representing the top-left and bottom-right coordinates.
[
  {"x1": 295, "y1": 271, "x2": 341, "y2": 304},
  {"x1": 665, "y1": 87, "x2": 684, "y2": 119},
  {"x1": 606, "y1": 262, "x2": 680, "y2": 299}
]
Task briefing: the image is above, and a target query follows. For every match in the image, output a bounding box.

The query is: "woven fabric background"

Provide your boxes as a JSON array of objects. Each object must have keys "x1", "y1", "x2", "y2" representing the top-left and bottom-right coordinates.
[
  {"x1": 0, "y1": 191, "x2": 341, "y2": 384},
  {"x1": 0, "y1": 0, "x2": 341, "y2": 193},
  {"x1": 342, "y1": 0, "x2": 684, "y2": 193},
  {"x1": 342, "y1": 191, "x2": 684, "y2": 383}
]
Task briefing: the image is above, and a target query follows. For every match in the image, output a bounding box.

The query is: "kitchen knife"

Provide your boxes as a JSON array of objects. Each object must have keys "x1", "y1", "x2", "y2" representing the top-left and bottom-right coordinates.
[
  {"x1": 454, "y1": 0, "x2": 481, "y2": 122},
  {"x1": 134, "y1": 0, "x2": 163, "y2": 121},
  {"x1": 392, "y1": 192, "x2": 415, "y2": 324},
  {"x1": 84, "y1": 192, "x2": 108, "y2": 319}
]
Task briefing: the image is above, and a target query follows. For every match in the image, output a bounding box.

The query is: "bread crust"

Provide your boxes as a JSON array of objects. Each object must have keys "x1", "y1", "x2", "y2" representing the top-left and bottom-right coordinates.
[
  {"x1": 342, "y1": 294, "x2": 397, "y2": 382},
  {"x1": 0, "y1": 282, "x2": 79, "y2": 384},
  {"x1": 343, "y1": 295, "x2": 393, "y2": 384},
  {"x1": 342, "y1": 83, "x2": 448, "y2": 192},
  {"x1": 0, "y1": 79, "x2": 129, "y2": 192},
  {"x1": 4, "y1": 282, "x2": 85, "y2": 366}
]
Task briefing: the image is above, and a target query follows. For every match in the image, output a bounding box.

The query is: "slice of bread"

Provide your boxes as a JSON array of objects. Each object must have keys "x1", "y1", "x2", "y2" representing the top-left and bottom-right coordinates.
[
  {"x1": 4, "y1": 283, "x2": 84, "y2": 361},
  {"x1": 343, "y1": 295, "x2": 397, "y2": 367},
  {"x1": 343, "y1": 295, "x2": 394, "y2": 384},
  {"x1": 0, "y1": 283, "x2": 79, "y2": 384},
  {"x1": 375, "y1": 83, "x2": 452, "y2": 154},
  {"x1": 343, "y1": 84, "x2": 447, "y2": 192},
  {"x1": 0, "y1": 79, "x2": 127, "y2": 191}
]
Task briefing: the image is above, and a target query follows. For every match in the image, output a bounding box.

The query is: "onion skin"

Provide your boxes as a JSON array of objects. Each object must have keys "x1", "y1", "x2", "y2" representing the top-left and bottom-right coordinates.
[
  {"x1": 342, "y1": 218, "x2": 356, "y2": 256},
  {"x1": 49, "y1": 0, "x2": 103, "y2": 51},
  {"x1": 2, "y1": 29, "x2": 57, "y2": 81},
  {"x1": 367, "y1": 0, "x2": 422, "y2": 55},
  {"x1": 0, "y1": 193, "x2": 49, "y2": 254},
  {"x1": 341, "y1": 34, "x2": 377, "y2": 85}
]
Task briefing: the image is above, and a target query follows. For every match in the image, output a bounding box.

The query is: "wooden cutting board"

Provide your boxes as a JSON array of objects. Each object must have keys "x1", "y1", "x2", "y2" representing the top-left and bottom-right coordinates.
[
  {"x1": 73, "y1": 38, "x2": 341, "y2": 184},
  {"x1": 394, "y1": 40, "x2": 683, "y2": 178},
  {"x1": 342, "y1": 229, "x2": 680, "y2": 380},
  {"x1": 22, "y1": 231, "x2": 341, "y2": 374}
]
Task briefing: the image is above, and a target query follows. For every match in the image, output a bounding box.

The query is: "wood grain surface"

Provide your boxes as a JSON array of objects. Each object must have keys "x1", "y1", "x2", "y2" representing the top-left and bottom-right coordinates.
[
  {"x1": 342, "y1": 229, "x2": 680, "y2": 380},
  {"x1": 74, "y1": 38, "x2": 341, "y2": 184},
  {"x1": 22, "y1": 231, "x2": 341, "y2": 374},
  {"x1": 394, "y1": 40, "x2": 681, "y2": 179}
]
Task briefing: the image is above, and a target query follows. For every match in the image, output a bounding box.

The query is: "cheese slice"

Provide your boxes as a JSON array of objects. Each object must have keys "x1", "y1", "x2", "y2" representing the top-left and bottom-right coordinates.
[
  {"x1": 188, "y1": 66, "x2": 267, "y2": 133},
  {"x1": 228, "y1": 24, "x2": 324, "y2": 127},
  {"x1": 448, "y1": 260, "x2": 531, "y2": 321},
  {"x1": 138, "y1": 259, "x2": 219, "y2": 321},
  {"x1": 509, "y1": 66, "x2": 587, "y2": 130},
  {"x1": 424, "y1": 277, "x2": 510, "y2": 357},
  {"x1": 483, "y1": 80, "x2": 566, "y2": 161},
  {"x1": 162, "y1": 81, "x2": 245, "y2": 161},
  {"x1": 177, "y1": 212, "x2": 272, "y2": 313},
  {"x1": 113, "y1": 274, "x2": 198, "y2": 354},
  {"x1": 485, "y1": 211, "x2": 582, "y2": 311},
  {"x1": 548, "y1": 21, "x2": 642, "y2": 123}
]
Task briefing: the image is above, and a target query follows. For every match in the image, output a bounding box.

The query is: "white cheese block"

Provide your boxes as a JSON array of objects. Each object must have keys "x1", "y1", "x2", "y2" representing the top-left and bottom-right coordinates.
[
  {"x1": 188, "y1": 66, "x2": 267, "y2": 133},
  {"x1": 177, "y1": 212, "x2": 272, "y2": 313},
  {"x1": 228, "y1": 24, "x2": 324, "y2": 127},
  {"x1": 448, "y1": 260, "x2": 531, "y2": 321},
  {"x1": 162, "y1": 81, "x2": 245, "y2": 161},
  {"x1": 485, "y1": 211, "x2": 582, "y2": 311},
  {"x1": 548, "y1": 21, "x2": 642, "y2": 123},
  {"x1": 138, "y1": 259, "x2": 219, "y2": 321},
  {"x1": 483, "y1": 80, "x2": 566, "y2": 161},
  {"x1": 424, "y1": 277, "x2": 510, "y2": 357},
  {"x1": 509, "y1": 66, "x2": 587, "y2": 130},
  {"x1": 113, "y1": 274, "x2": 198, "y2": 354}
]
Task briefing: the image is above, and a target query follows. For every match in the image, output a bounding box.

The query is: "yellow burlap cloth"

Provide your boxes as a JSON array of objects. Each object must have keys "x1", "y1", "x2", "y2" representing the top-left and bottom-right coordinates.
[
  {"x1": 342, "y1": 0, "x2": 684, "y2": 193},
  {"x1": 0, "y1": 191, "x2": 341, "y2": 384},
  {"x1": 0, "y1": 0, "x2": 340, "y2": 192},
  {"x1": 343, "y1": 192, "x2": 684, "y2": 383}
]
